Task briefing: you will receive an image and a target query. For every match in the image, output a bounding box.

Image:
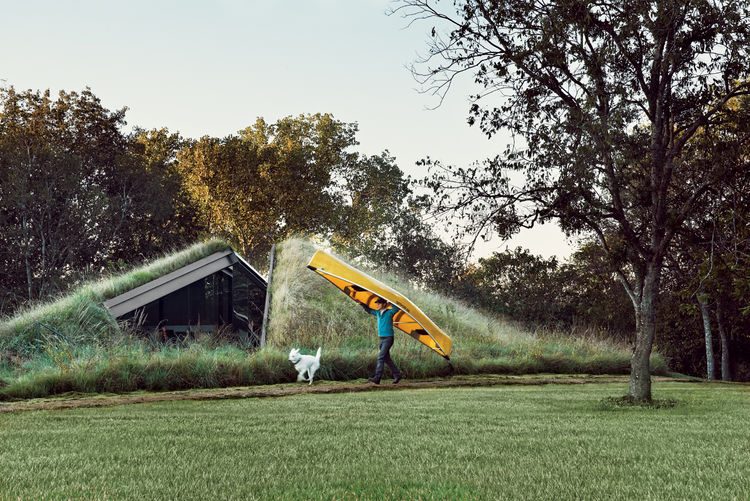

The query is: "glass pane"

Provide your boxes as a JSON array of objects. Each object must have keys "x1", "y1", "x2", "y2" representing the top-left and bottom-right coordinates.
[
  {"x1": 161, "y1": 284, "x2": 190, "y2": 325},
  {"x1": 201, "y1": 274, "x2": 217, "y2": 325},
  {"x1": 232, "y1": 266, "x2": 266, "y2": 343},
  {"x1": 186, "y1": 279, "x2": 206, "y2": 325}
]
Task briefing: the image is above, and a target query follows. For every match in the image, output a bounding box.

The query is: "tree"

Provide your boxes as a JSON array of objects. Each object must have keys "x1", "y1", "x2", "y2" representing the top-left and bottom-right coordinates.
[
  {"x1": 332, "y1": 151, "x2": 411, "y2": 255},
  {"x1": 350, "y1": 196, "x2": 468, "y2": 293},
  {"x1": 656, "y1": 91, "x2": 750, "y2": 381},
  {"x1": 177, "y1": 114, "x2": 385, "y2": 262},
  {"x1": 0, "y1": 88, "x2": 202, "y2": 311},
  {"x1": 330, "y1": 153, "x2": 464, "y2": 291},
  {"x1": 0, "y1": 88, "x2": 122, "y2": 302},
  {"x1": 105, "y1": 127, "x2": 204, "y2": 262},
  {"x1": 452, "y1": 241, "x2": 633, "y2": 334},
  {"x1": 556, "y1": 241, "x2": 635, "y2": 335},
  {"x1": 465, "y1": 247, "x2": 563, "y2": 322},
  {"x1": 399, "y1": 0, "x2": 750, "y2": 401}
]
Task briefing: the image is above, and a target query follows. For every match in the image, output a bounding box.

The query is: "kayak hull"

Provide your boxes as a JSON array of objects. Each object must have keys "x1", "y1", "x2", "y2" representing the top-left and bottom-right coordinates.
[{"x1": 307, "y1": 250, "x2": 452, "y2": 359}]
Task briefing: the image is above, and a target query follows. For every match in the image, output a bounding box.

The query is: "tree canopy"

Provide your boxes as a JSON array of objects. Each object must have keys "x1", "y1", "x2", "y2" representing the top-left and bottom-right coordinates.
[
  {"x1": 399, "y1": 0, "x2": 750, "y2": 400},
  {"x1": 0, "y1": 88, "x2": 201, "y2": 307}
]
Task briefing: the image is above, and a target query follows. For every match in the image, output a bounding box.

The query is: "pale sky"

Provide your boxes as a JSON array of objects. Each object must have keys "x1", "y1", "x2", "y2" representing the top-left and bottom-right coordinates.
[{"x1": 1, "y1": 0, "x2": 575, "y2": 260}]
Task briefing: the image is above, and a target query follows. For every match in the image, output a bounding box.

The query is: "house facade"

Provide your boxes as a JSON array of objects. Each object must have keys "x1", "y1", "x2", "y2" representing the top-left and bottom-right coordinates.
[{"x1": 103, "y1": 249, "x2": 267, "y2": 345}]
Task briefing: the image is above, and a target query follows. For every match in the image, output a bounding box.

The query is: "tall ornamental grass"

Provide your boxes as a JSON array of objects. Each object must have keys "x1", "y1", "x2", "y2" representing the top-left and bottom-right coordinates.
[{"x1": 265, "y1": 237, "x2": 662, "y2": 376}]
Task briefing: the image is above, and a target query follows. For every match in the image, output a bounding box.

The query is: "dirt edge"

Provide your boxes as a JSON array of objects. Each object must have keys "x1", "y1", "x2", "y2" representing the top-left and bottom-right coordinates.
[{"x1": 0, "y1": 374, "x2": 702, "y2": 414}]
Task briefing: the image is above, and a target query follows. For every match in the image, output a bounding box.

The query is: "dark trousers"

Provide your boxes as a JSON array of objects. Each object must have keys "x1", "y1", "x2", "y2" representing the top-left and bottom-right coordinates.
[{"x1": 374, "y1": 336, "x2": 400, "y2": 380}]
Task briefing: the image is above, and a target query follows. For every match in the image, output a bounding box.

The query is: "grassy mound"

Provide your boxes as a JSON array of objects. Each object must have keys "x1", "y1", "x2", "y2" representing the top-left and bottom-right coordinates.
[{"x1": 266, "y1": 238, "x2": 665, "y2": 377}]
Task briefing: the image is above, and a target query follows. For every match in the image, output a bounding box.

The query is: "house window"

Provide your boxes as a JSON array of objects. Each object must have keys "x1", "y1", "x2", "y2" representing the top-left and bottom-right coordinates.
[
  {"x1": 122, "y1": 266, "x2": 266, "y2": 345},
  {"x1": 232, "y1": 266, "x2": 266, "y2": 341}
]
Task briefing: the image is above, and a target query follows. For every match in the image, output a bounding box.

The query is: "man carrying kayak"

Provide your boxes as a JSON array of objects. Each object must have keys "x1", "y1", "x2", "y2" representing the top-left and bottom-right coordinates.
[{"x1": 361, "y1": 296, "x2": 402, "y2": 384}]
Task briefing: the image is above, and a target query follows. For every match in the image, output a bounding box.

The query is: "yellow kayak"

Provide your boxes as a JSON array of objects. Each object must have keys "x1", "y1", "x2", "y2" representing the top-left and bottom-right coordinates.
[{"x1": 307, "y1": 250, "x2": 453, "y2": 359}]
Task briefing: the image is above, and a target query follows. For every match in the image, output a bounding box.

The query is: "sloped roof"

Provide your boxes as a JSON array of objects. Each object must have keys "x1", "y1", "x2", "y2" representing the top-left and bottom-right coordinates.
[{"x1": 103, "y1": 249, "x2": 266, "y2": 318}]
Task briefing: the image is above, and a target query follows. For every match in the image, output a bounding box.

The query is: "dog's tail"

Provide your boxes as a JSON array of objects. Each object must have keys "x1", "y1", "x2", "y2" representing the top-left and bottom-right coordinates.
[{"x1": 315, "y1": 346, "x2": 322, "y2": 361}]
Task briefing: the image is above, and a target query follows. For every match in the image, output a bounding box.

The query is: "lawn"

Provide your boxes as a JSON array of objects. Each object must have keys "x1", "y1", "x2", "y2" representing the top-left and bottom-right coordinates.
[{"x1": 0, "y1": 381, "x2": 747, "y2": 500}]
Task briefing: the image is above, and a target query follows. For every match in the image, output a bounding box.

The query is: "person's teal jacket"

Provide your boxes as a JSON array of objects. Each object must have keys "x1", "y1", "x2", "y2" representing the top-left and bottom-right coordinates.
[{"x1": 363, "y1": 304, "x2": 401, "y2": 337}]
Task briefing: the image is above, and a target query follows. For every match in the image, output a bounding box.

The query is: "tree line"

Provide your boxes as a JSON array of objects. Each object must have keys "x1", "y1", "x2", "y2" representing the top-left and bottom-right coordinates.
[{"x1": 0, "y1": 87, "x2": 446, "y2": 312}]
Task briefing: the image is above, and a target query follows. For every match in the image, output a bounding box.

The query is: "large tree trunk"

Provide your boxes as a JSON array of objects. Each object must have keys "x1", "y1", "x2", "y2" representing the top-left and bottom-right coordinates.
[
  {"x1": 697, "y1": 291, "x2": 715, "y2": 381},
  {"x1": 715, "y1": 300, "x2": 731, "y2": 381},
  {"x1": 628, "y1": 265, "x2": 660, "y2": 402}
]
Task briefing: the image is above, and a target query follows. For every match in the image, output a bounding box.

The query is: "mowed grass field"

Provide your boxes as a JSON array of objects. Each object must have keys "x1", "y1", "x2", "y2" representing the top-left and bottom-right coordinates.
[{"x1": 1, "y1": 382, "x2": 748, "y2": 500}]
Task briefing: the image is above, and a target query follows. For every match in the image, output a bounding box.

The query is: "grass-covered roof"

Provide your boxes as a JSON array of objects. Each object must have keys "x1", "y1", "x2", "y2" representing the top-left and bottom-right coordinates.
[{"x1": 0, "y1": 239, "x2": 232, "y2": 355}]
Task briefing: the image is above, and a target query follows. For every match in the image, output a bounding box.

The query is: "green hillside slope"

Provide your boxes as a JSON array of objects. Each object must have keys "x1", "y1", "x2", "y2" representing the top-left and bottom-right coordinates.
[{"x1": 266, "y1": 238, "x2": 665, "y2": 377}]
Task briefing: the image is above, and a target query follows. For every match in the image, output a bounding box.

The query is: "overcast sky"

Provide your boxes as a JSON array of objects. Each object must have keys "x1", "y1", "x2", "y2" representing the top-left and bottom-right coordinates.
[{"x1": 2, "y1": 0, "x2": 575, "y2": 259}]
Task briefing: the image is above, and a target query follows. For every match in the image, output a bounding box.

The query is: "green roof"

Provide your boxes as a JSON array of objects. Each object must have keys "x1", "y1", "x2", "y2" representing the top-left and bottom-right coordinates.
[{"x1": 0, "y1": 239, "x2": 233, "y2": 355}]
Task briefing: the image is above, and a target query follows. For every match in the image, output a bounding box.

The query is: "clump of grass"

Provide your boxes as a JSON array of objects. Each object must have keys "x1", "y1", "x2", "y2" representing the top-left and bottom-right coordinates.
[
  {"x1": 0, "y1": 344, "x2": 296, "y2": 401},
  {"x1": 599, "y1": 395, "x2": 679, "y2": 410}
]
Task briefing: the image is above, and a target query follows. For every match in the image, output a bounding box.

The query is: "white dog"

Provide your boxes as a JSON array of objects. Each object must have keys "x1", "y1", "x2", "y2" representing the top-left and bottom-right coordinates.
[{"x1": 288, "y1": 347, "x2": 322, "y2": 385}]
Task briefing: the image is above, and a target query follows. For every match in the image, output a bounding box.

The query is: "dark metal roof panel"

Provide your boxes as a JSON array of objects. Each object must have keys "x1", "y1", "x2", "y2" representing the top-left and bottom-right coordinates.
[{"x1": 103, "y1": 249, "x2": 267, "y2": 318}]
